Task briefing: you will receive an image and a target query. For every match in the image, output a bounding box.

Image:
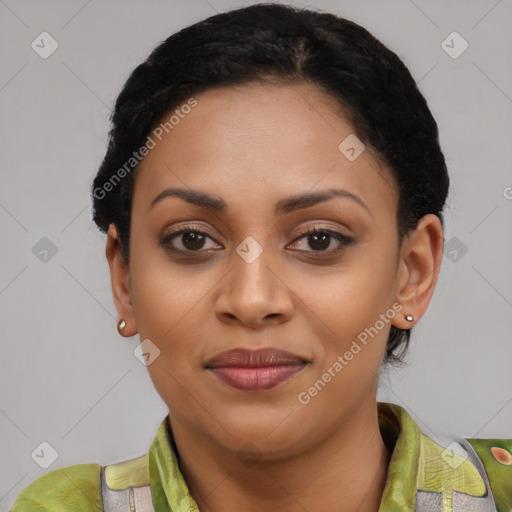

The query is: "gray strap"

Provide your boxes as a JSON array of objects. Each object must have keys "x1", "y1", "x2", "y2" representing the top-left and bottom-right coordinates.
[
  {"x1": 415, "y1": 490, "x2": 444, "y2": 511},
  {"x1": 101, "y1": 466, "x2": 155, "y2": 512},
  {"x1": 132, "y1": 484, "x2": 155, "y2": 512},
  {"x1": 415, "y1": 438, "x2": 497, "y2": 512},
  {"x1": 453, "y1": 438, "x2": 497, "y2": 512}
]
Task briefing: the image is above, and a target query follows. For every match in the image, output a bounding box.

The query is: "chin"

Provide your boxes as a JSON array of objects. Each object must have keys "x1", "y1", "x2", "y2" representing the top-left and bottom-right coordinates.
[{"x1": 209, "y1": 411, "x2": 311, "y2": 459}]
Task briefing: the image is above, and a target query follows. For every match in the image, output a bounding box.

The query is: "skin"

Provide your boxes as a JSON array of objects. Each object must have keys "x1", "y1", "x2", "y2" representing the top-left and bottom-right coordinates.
[{"x1": 106, "y1": 81, "x2": 444, "y2": 511}]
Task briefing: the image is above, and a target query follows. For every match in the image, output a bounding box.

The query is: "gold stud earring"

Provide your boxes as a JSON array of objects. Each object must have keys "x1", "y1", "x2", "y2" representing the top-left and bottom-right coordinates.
[{"x1": 117, "y1": 319, "x2": 126, "y2": 334}]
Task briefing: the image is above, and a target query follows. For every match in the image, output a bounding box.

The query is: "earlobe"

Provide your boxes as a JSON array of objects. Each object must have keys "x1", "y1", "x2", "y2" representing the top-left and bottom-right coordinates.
[
  {"x1": 105, "y1": 223, "x2": 138, "y2": 337},
  {"x1": 393, "y1": 214, "x2": 444, "y2": 330}
]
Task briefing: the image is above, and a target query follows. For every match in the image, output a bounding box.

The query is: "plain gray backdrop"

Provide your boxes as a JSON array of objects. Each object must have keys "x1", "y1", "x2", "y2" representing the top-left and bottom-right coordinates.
[{"x1": 1, "y1": 0, "x2": 511, "y2": 508}]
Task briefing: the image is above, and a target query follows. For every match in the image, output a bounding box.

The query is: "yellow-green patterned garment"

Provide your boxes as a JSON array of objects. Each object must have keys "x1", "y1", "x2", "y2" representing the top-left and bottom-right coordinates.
[{"x1": 10, "y1": 402, "x2": 512, "y2": 511}]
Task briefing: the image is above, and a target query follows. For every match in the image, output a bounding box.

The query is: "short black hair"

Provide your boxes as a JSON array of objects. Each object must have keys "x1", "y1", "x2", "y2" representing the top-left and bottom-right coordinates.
[{"x1": 91, "y1": 2, "x2": 449, "y2": 366}]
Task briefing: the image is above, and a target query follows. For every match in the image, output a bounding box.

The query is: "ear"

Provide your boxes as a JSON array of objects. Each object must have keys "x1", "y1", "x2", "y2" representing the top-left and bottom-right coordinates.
[
  {"x1": 105, "y1": 223, "x2": 138, "y2": 337},
  {"x1": 393, "y1": 214, "x2": 444, "y2": 329}
]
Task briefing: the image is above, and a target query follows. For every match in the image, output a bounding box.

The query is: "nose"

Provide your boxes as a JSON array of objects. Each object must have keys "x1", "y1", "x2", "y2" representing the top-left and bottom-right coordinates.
[{"x1": 213, "y1": 241, "x2": 294, "y2": 329}]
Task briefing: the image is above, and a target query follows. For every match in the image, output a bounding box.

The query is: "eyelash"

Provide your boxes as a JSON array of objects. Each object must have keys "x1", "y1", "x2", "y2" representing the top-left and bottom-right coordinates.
[{"x1": 160, "y1": 224, "x2": 354, "y2": 257}]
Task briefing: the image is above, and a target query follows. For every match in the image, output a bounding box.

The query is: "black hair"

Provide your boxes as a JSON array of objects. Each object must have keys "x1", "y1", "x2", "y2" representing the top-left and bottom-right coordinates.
[{"x1": 91, "y1": 2, "x2": 449, "y2": 366}]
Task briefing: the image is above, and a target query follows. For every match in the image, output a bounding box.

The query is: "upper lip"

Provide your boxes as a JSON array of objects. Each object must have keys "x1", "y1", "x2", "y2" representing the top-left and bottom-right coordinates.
[{"x1": 205, "y1": 348, "x2": 308, "y2": 368}]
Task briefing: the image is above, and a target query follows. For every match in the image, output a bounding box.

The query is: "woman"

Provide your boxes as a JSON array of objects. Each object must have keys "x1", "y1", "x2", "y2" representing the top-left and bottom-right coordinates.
[{"x1": 10, "y1": 3, "x2": 511, "y2": 511}]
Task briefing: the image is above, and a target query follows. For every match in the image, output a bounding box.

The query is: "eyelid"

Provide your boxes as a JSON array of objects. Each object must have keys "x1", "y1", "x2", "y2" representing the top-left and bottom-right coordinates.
[
  {"x1": 164, "y1": 223, "x2": 213, "y2": 237},
  {"x1": 162, "y1": 222, "x2": 351, "y2": 243},
  {"x1": 161, "y1": 222, "x2": 355, "y2": 256},
  {"x1": 293, "y1": 222, "x2": 351, "y2": 239}
]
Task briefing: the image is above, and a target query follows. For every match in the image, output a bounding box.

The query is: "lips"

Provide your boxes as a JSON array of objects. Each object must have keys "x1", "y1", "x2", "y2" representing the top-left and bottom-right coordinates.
[{"x1": 205, "y1": 348, "x2": 308, "y2": 392}]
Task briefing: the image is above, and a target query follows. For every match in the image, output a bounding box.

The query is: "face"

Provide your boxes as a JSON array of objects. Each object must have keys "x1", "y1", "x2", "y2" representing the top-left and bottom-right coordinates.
[{"x1": 107, "y1": 81, "x2": 441, "y2": 459}]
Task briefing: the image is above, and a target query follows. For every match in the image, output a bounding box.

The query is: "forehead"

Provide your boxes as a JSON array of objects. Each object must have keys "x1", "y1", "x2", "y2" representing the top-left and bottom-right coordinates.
[{"x1": 132, "y1": 82, "x2": 397, "y2": 219}]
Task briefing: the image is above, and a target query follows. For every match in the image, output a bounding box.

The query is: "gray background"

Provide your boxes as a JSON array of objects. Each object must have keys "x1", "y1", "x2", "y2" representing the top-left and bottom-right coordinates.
[{"x1": 1, "y1": 0, "x2": 511, "y2": 508}]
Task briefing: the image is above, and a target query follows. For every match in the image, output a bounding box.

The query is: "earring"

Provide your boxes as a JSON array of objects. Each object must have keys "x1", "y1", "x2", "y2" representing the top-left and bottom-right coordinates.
[
  {"x1": 405, "y1": 315, "x2": 415, "y2": 322},
  {"x1": 117, "y1": 319, "x2": 126, "y2": 334}
]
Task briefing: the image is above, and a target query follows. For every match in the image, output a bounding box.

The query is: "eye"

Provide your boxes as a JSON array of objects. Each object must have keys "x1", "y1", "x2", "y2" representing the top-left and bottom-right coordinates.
[
  {"x1": 288, "y1": 225, "x2": 354, "y2": 255},
  {"x1": 160, "y1": 225, "x2": 221, "y2": 253},
  {"x1": 160, "y1": 224, "x2": 354, "y2": 256}
]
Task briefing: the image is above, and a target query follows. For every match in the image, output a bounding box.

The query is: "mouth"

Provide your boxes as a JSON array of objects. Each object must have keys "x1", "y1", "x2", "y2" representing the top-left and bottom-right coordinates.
[{"x1": 205, "y1": 347, "x2": 309, "y2": 392}]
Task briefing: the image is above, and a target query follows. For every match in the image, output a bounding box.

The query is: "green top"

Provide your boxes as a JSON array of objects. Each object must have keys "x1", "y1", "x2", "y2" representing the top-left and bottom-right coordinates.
[{"x1": 10, "y1": 402, "x2": 512, "y2": 511}]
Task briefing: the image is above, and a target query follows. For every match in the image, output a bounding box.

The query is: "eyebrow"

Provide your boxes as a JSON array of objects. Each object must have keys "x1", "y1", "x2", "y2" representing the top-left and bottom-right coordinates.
[{"x1": 149, "y1": 187, "x2": 371, "y2": 216}]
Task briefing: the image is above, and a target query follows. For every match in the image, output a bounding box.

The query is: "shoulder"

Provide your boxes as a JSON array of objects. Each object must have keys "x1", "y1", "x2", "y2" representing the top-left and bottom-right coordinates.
[
  {"x1": 10, "y1": 453, "x2": 152, "y2": 512},
  {"x1": 10, "y1": 462, "x2": 103, "y2": 511},
  {"x1": 408, "y1": 425, "x2": 511, "y2": 511},
  {"x1": 465, "y1": 437, "x2": 512, "y2": 512}
]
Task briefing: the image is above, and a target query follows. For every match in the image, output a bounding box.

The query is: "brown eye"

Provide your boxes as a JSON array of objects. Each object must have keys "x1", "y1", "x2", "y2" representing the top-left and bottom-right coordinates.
[
  {"x1": 177, "y1": 231, "x2": 208, "y2": 251},
  {"x1": 289, "y1": 226, "x2": 354, "y2": 255},
  {"x1": 160, "y1": 225, "x2": 221, "y2": 253}
]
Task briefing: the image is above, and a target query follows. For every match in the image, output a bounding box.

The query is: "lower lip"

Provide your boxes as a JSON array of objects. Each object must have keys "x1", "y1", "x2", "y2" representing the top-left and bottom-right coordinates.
[{"x1": 208, "y1": 364, "x2": 305, "y2": 392}]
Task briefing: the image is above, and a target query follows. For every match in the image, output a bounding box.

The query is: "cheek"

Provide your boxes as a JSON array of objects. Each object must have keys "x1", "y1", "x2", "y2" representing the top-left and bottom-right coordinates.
[
  {"x1": 129, "y1": 259, "x2": 205, "y2": 410},
  {"x1": 129, "y1": 249, "x2": 215, "y2": 375},
  {"x1": 129, "y1": 240, "x2": 194, "y2": 336},
  {"x1": 306, "y1": 259, "x2": 397, "y2": 389},
  {"x1": 306, "y1": 249, "x2": 396, "y2": 340}
]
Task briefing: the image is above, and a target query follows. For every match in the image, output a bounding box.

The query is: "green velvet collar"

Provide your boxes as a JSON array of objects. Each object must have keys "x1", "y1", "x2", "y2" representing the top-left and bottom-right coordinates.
[{"x1": 147, "y1": 401, "x2": 487, "y2": 511}]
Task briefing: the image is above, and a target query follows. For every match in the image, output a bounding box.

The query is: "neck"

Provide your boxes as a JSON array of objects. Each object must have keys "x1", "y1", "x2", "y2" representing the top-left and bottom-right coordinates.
[{"x1": 171, "y1": 400, "x2": 391, "y2": 512}]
